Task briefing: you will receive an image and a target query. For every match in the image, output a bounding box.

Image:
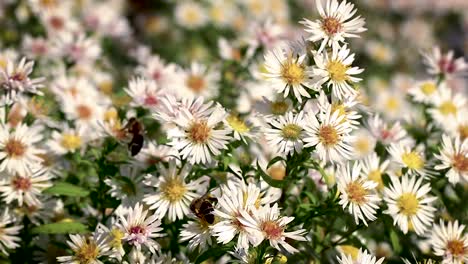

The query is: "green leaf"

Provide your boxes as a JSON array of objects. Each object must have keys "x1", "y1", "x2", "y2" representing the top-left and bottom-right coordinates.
[
  {"x1": 257, "y1": 161, "x2": 284, "y2": 188},
  {"x1": 194, "y1": 244, "x2": 232, "y2": 264},
  {"x1": 32, "y1": 221, "x2": 88, "y2": 234},
  {"x1": 44, "y1": 182, "x2": 90, "y2": 197},
  {"x1": 390, "y1": 229, "x2": 402, "y2": 254}
]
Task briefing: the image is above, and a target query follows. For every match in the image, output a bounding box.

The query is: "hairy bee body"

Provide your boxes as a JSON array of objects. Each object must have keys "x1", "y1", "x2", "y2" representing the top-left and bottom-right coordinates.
[{"x1": 190, "y1": 194, "x2": 217, "y2": 224}]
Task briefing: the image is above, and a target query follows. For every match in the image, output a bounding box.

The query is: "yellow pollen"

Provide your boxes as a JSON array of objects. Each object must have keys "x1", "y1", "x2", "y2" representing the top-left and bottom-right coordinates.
[
  {"x1": 401, "y1": 151, "x2": 424, "y2": 170},
  {"x1": 322, "y1": 17, "x2": 342, "y2": 35},
  {"x1": 270, "y1": 101, "x2": 289, "y2": 115},
  {"x1": 453, "y1": 153, "x2": 468, "y2": 173},
  {"x1": 280, "y1": 59, "x2": 306, "y2": 85},
  {"x1": 75, "y1": 238, "x2": 99, "y2": 264},
  {"x1": 447, "y1": 239, "x2": 466, "y2": 257},
  {"x1": 104, "y1": 108, "x2": 118, "y2": 123},
  {"x1": 161, "y1": 178, "x2": 187, "y2": 202},
  {"x1": 397, "y1": 193, "x2": 419, "y2": 216},
  {"x1": 60, "y1": 134, "x2": 82, "y2": 151},
  {"x1": 458, "y1": 125, "x2": 468, "y2": 141},
  {"x1": 438, "y1": 101, "x2": 457, "y2": 115},
  {"x1": 188, "y1": 121, "x2": 211, "y2": 144},
  {"x1": 420, "y1": 82, "x2": 436, "y2": 95},
  {"x1": 5, "y1": 138, "x2": 26, "y2": 158},
  {"x1": 326, "y1": 60, "x2": 349, "y2": 82},
  {"x1": 318, "y1": 125, "x2": 339, "y2": 146},
  {"x1": 346, "y1": 181, "x2": 368, "y2": 204},
  {"x1": 110, "y1": 228, "x2": 124, "y2": 249},
  {"x1": 385, "y1": 97, "x2": 399, "y2": 111},
  {"x1": 281, "y1": 124, "x2": 302, "y2": 140},
  {"x1": 226, "y1": 115, "x2": 250, "y2": 133},
  {"x1": 331, "y1": 103, "x2": 347, "y2": 118},
  {"x1": 355, "y1": 138, "x2": 371, "y2": 154},
  {"x1": 368, "y1": 170, "x2": 384, "y2": 190},
  {"x1": 186, "y1": 75, "x2": 206, "y2": 93}
]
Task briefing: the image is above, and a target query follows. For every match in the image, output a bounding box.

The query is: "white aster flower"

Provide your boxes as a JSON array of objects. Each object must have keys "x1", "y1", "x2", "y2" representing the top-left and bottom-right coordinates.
[
  {"x1": 383, "y1": 175, "x2": 437, "y2": 235},
  {"x1": 262, "y1": 47, "x2": 313, "y2": 103},
  {"x1": 430, "y1": 220, "x2": 468, "y2": 264},
  {"x1": 178, "y1": 62, "x2": 220, "y2": 99},
  {"x1": 0, "y1": 123, "x2": 45, "y2": 176},
  {"x1": 301, "y1": 0, "x2": 366, "y2": 52},
  {"x1": 117, "y1": 203, "x2": 164, "y2": 253},
  {"x1": 169, "y1": 104, "x2": 232, "y2": 164},
  {"x1": 338, "y1": 249, "x2": 384, "y2": 264},
  {"x1": 57, "y1": 232, "x2": 112, "y2": 264},
  {"x1": 105, "y1": 165, "x2": 148, "y2": 207},
  {"x1": 0, "y1": 208, "x2": 22, "y2": 256},
  {"x1": 125, "y1": 77, "x2": 167, "y2": 109},
  {"x1": 336, "y1": 162, "x2": 380, "y2": 225},
  {"x1": 47, "y1": 125, "x2": 87, "y2": 155},
  {"x1": 179, "y1": 219, "x2": 213, "y2": 252},
  {"x1": 366, "y1": 114, "x2": 412, "y2": 146},
  {"x1": 225, "y1": 114, "x2": 256, "y2": 143},
  {"x1": 264, "y1": 111, "x2": 306, "y2": 155},
  {"x1": 422, "y1": 46, "x2": 468, "y2": 78},
  {"x1": 435, "y1": 134, "x2": 467, "y2": 185},
  {"x1": 174, "y1": 1, "x2": 208, "y2": 29},
  {"x1": 303, "y1": 105, "x2": 354, "y2": 163},
  {"x1": 360, "y1": 153, "x2": 389, "y2": 190},
  {"x1": 351, "y1": 129, "x2": 376, "y2": 159},
  {"x1": 239, "y1": 203, "x2": 307, "y2": 254},
  {"x1": 388, "y1": 144, "x2": 427, "y2": 176},
  {"x1": 132, "y1": 141, "x2": 178, "y2": 168},
  {"x1": 312, "y1": 44, "x2": 364, "y2": 100},
  {"x1": 408, "y1": 79, "x2": 438, "y2": 104},
  {"x1": 427, "y1": 86, "x2": 466, "y2": 128},
  {"x1": 143, "y1": 161, "x2": 209, "y2": 221},
  {"x1": 136, "y1": 55, "x2": 181, "y2": 90}
]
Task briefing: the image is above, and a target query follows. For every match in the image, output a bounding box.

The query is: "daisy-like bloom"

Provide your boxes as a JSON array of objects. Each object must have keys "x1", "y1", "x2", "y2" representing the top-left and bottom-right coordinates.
[
  {"x1": 351, "y1": 129, "x2": 376, "y2": 159},
  {"x1": 57, "y1": 233, "x2": 111, "y2": 264},
  {"x1": 262, "y1": 47, "x2": 313, "y2": 103},
  {"x1": 178, "y1": 62, "x2": 220, "y2": 99},
  {"x1": 47, "y1": 125, "x2": 87, "y2": 155},
  {"x1": 253, "y1": 97, "x2": 293, "y2": 117},
  {"x1": 430, "y1": 220, "x2": 468, "y2": 264},
  {"x1": 104, "y1": 165, "x2": 148, "y2": 207},
  {"x1": 428, "y1": 86, "x2": 466, "y2": 128},
  {"x1": 136, "y1": 55, "x2": 181, "y2": 90},
  {"x1": 225, "y1": 114, "x2": 256, "y2": 143},
  {"x1": 383, "y1": 175, "x2": 437, "y2": 235},
  {"x1": 95, "y1": 224, "x2": 125, "y2": 261},
  {"x1": 0, "y1": 123, "x2": 45, "y2": 176},
  {"x1": 264, "y1": 111, "x2": 306, "y2": 155},
  {"x1": 367, "y1": 114, "x2": 412, "y2": 146},
  {"x1": 169, "y1": 104, "x2": 231, "y2": 164},
  {"x1": 0, "y1": 57, "x2": 44, "y2": 104},
  {"x1": 174, "y1": 1, "x2": 208, "y2": 29},
  {"x1": 435, "y1": 134, "x2": 467, "y2": 185},
  {"x1": 239, "y1": 203, "x2": 307, "y2": 254},
  {"x1": 422, "y1": 46, "x2": 468, "y2": 78},
  {"x1": 0, "y1": 208, "x2": 22, "y2": 256},
  {"x1": 388, "y1": 144, "x2": 427, "y2": 176},
  {"x1": 116, "y1": 203, "x2": 164, "y2": 253},
  {"x1": 408, "y1": 79, "x2": 438, "y2": 104},
  {"x1": 312, "y1": 44, "x2": 364, "y2": 100},
  {"x1": 303, "y1": 105, "x2": 354, "y2": 163},
  {"x1": 317, "y1": 91, "x2": 361, "y2": 129},
  {"x1": 338, "y1": 249, "x2": 384, "y2": 264},
  {"x1": 300, "y1": 0, "x2": 366, "y2": 52},
  {"x1": 179, "y1": 219, "x2": 213, "y2": 252},
  {"x1": 212, "y1": 181, "x2": 263, "y2": 249},
  {"x1": 124, "y1": 77, "x2": 167, "y2": 109},
  {"x1": 336, "y1": 162, "x2": 381, "y2": 225},
  {"x1": 52, "y1": 31, "x2": 101, "y2": 63},
  {"x1": 143, "y1": 161, "x2": 209, "y2": 221},
  {"x1": 360, "y1": 153, "x2": 390, "y2": 190},
  {"x1": 0, "y1": 167, "x2": 52, "y2": 206}
]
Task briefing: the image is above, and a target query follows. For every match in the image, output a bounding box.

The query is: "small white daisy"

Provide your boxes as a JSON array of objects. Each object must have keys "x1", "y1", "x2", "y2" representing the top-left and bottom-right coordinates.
[
  {"x1": 383, "y1": 175, "x2": 437, "y2": 235},
  {"x1": 336, "y1": 162, "x2": 381, "y2": 225},
  {"x1": 104, "y1": 165, "x2": 148, "y2": 207},
  {"x1": 95, "y1": 224, "x2": 126, "y2": 261},
  {"x1": 366, "y1": 114, "x2": 412, "y2": 146},
  {"x1": 225, "y1": 114, "x2": 256, "y2": 143},
  {"x1": 303, "y1": 105, "x2": 354, "y2": 163},
  {"x1": 388, "y1": 144, "x2": 427, "y2": 176},
  {"x1": 0, "y1": 123, "x2": 45, "y2": 176},
  {"x1": 422, "y1": 46, "x2": 468, "y2": 78},
  {"x1": 136, "y1": 55, "x2": 181, "y2": 90},
  {"x1": 174, "y1": 1, "x2": 208, "y2": 29},
  {"x1": 360, "y1": 153, "x2": 389, "y2": 190},
  {"x1": 301, "y1": 0, "x2": 366, "y2": 52},
  {"x1": 116, "y1": 202, "x2": 165, "y2": 253},
  {"x1": 408, "y1": 79, "x2": 438, "y2": 104},
  {"x1": 47, "y1": 125, "x2": 87, "y2": 155},
  {"x1": 179, "y1": 219, "x2": 213, "y2": 252},
  {"x1": 430, "y1": 219, "x2": 468, "y2": 264},
  {"x1": 124, "y1": 77, "x2": 167, "y2": 109},
  {"x1": 143, "y1": 161, "x2": 209, "y2": 221},
  {"x1": 132, "y1": 141, "x2": 178, "y2": 168},
  {"x1": 312, "y1": 44, "x2": 364, "y2": 100},
  {"x1": 337, "y1": 249, "x2": 384, "y2": 264},
  {"x1": 428, "y1": 86, "x2": 466, "y2": 128},
  {"x1": 262, "y1": 47, "x2": 313, "y2": 103},
  {"x1": 178, "y1": 62, "x2": 219, "y2": 99},
  {"x1": 264, "y1": 111, "x2": 306, "y2": 155},
  {"x1": 435, "y1": 134, "x2": 467, "y2": 185},
  {"x1": 57, "y1": 233, "x2": 111, "y2": 264},
  {"x1": 0, "y1": 207, "x2": 22, "y2": 256},
  {"x1": 351, "y1": 129, "x2": 376, "y2": 159}
]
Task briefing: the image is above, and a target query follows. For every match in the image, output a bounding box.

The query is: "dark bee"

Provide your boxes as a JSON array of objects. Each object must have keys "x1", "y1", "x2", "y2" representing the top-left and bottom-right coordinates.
[
  {"x1": 190, "y1": 194, "x2": 217, "y2": 224},
  {"x1": 122, "y1": 117, "x2": 144, "y2": 156}
]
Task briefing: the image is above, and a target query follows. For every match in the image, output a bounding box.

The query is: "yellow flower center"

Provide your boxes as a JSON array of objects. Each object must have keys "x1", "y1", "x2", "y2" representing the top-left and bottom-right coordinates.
[
  {"x1": 5, "y1": 138, "x2": 26, "y2": 158},
  {"x1": 326, "y1": 60, "x2": 349, "y2": 82},
  {"x1": 322, "y1": 17, "x2": 342, "y2": 35},
  {"x1": 161, "y1": 178, "x2": 187, "y2": 202},
  {"x1": 397, "y1": 193, "x2": 419, "y2": 216},
  {"x1": 268, "y1": 165, "x2": 286, "y2": 181},
  {"x1": 61, "y1": 134, "x2": 82, "y2": 151},
  {"x1": 346, "y1": 181, "x2": 368, "y2": 204},
  {"x1": 447, "y1": 239, "x2": 466, "y2": 257},
  {"x1": 75, "y1": 239, "x2": 99, "y2": 264},
  {"x1": 385, "y1": 97, "x2": 399, "y2": 111},
  {"x1": 458, "y1": 124, "x2": 468, "y2": 141},
  {"x1": 339, "y1": 245, "x2": 359, "y2": 260},
  {"x1": 261, "y1": 220, "x2": 283, "y2": 240},
  {"x1": 318, "y1": 125, "x2": 339, "y2": 146},
  {"x1": 354, "y1": 138, "x2": 371, "y2": 154},
  {"x1": 99, "y1": 80, "x2": 113, "y2": 94},
  {"x1": 281, "y1": 124, "x2": 302, "y2": 140},
  {"x1": 188, "y1": 121, "x2": 211, "y2": 144},
  {"x1": 420, "y1": 82, "x2": 436, "y2": 95},
  {"x1": 401, "y1": 151, "x2": 424, "y2": 170},
  {"x1": 368, "y1": 170, "x2": 383, "y2": 190},
  {"x1": 226, "y1": 115, "x2": 250, "y2": 133},
  {"x1": 280, "y1": 59, "x2": 306, "y2": 86},
  {"x1": 104, "y1": 108, "x2": 118, "y2": 123},
  {"x1": 183, "y1": 8, "x2": 201, "y2": 24},
  {"x1": 270, "y1": 101, "x2": 289, "y2": 115},
  {"x1": 438, "y1": 101, "x2": 457, "y2": 116},
  {"x1": 186, "y1": 75, "x2": 206, "y2": 93},
  {"x1": 453, "y1": 153, "x2": 468, "y2": 173},
  {"x1": 110, "y1": 228, "x2": 124, "y2": 249}
]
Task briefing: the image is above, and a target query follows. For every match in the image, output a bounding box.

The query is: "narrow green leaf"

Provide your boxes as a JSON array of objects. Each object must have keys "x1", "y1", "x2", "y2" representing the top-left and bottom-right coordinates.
[
  {"x1": 390, "y1": 230, "x2": 401, "y2": 254},
  {"x1": 44, "y1": 182, "x2": 89, "y2": 197},
  {"x1": 257, "y1": 161, "x2": 284, "y2": 188},
  {"x1": 32, "y1": 222, "x2": 88, "y2": 234}
]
